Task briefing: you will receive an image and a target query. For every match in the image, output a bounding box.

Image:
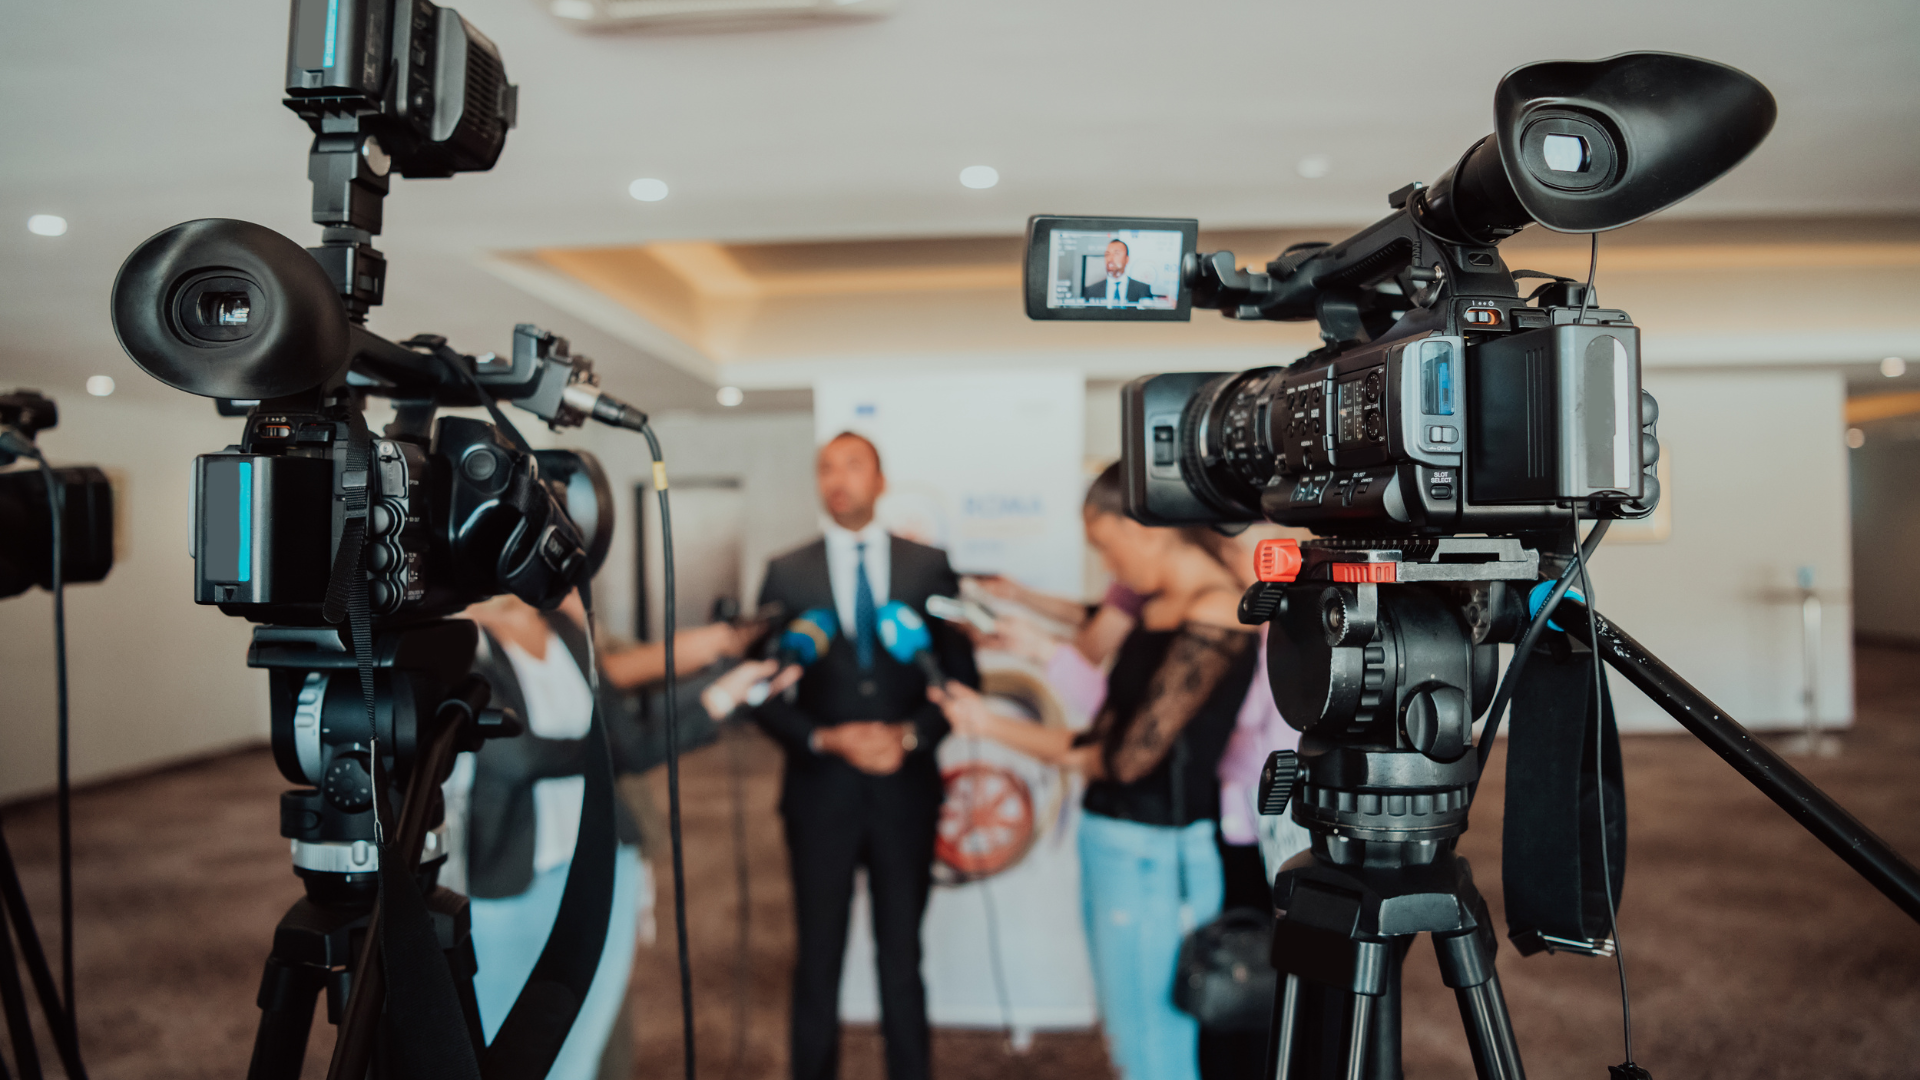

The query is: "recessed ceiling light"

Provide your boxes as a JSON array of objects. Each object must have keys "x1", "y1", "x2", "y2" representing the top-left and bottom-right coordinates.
[
  {"x1": 28, "y1": 214, "x2": 68, "y2": 236},
  {"x1": 1296, "y1": 156, "x2": 1332, "y2": 180},
  {"x1": 629, "y1": 178, "x2": 669, "y2": 202},
  {"x1": 86, "y1": 375, "x2": 115, "y2": 397},
  {"x1": 1882, "y1": 356, "x2": 1907, "y2": 378},
  {"x1": 716, "y1": 386, "x2": 744, "y2": 407},
  {"x1": 959, "y1": 165, "x2": 999, "y2": 190},
  {"x1": 1846, "y1": 427, "x2": 1866, "y2": 449}
]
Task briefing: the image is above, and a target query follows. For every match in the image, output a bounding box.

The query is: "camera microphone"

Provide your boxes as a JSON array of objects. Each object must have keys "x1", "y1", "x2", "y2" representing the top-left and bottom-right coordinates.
[{"x1": 877, "y1": 601, "x2": 946, "y2": 689}]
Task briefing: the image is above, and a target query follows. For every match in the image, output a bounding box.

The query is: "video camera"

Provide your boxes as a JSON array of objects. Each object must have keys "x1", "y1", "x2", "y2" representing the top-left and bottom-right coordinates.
[
  {"x1": 104, "y1": 3, "x2": 662, "y2": 1076},
  {"x1": 1027, "y1": 52, "x2": 1804, "y2": 1080},
  {"x1": 1028, "y1": 52, "x2": 1775, "y2": 542}
]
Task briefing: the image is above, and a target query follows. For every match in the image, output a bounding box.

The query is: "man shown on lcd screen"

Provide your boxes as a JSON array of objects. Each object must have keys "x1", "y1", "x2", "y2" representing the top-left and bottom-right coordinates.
[{"x1": 1082, "y1": 238, "x2": 1154, "y2": 304}]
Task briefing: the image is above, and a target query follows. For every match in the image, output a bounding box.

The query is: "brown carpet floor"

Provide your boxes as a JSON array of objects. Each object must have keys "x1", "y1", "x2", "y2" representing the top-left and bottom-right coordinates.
[{"x1": 4, "y1": 645, "x2": 1918, "y2": 1079}]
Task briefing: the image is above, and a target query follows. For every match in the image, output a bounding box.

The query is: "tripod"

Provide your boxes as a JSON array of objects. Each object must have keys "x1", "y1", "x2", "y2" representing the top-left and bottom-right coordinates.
[
  {"x1": 1244, "y1": 540, "x2": 1920, "y2": 1080},
  {"x1": 240, "y1": 619, "x2": 511, "y2": 1080},
  {"x1": 1261, "y1": 778, "x2": 1521, "y2": 1080}
]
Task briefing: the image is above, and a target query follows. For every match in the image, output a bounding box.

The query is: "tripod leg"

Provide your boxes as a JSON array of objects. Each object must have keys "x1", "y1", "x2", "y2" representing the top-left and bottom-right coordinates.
[
  {"x1": 0, "y1": 912, "x2": 44, "y2": 1080},
  {"x1": 1362, "y1": 938, "x2": 1410, "y2": 1080},
  {"x1": 1267, "y1": 973, "x2": 1301, "y2": 1080},
  {"x1": 1342, "y1": 992, "x2": 1372, "y2": 1080},
  {"x1": 245, "y1": 957, "x2": 326, "y2": 1080},
  {"x1": 1434, "y1": 930, "x2": 1525, "y2": 1080}
]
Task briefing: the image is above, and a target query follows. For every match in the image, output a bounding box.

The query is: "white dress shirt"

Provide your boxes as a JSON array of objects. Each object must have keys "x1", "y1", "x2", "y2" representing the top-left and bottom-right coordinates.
[{"x1": 822, "y1": 518, "x2": 890, "y2": 641}]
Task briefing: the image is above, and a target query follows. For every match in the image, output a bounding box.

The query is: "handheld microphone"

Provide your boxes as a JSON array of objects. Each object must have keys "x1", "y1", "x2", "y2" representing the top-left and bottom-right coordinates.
[
  {"x1": 740, "y1": 607, "x2": 838, "y2": 707},
  {"x1": 877, "y1": 601, "x2": 946, "y2": 688},
  {"x1": 780, "y1": 607, "x2": 840, "y2": 667}
]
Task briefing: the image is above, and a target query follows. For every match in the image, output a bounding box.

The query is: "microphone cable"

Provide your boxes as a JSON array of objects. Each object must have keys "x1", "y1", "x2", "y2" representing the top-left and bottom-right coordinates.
[
  {"x1": 1571, "y1": 520, "x2": 1642, "y2": 1077},
  {"x1": 638, "y1": 423, "x2": 698, "y2": 1080},
  {"x1": 15, "y1": 438, "x2": 87, "y2": 1076}
]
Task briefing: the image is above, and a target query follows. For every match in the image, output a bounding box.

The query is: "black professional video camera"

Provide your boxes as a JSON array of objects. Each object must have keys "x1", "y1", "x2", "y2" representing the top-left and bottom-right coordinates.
[
  {"x1": 1029, "y1": 53, "x2": 1777, "y2": 542},
  {"x1": 106, "y1": 4, "x2": 658, "y2": 1076},
  {"x1": 1025, "y1": 52, "x2": 1832, "y2": 1080},
  {"x1": 0, "y1": 392, "x2": 114, "y2": 599}
]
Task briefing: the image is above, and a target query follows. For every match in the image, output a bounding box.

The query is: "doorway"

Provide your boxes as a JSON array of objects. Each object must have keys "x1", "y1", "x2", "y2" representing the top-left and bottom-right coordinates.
[{"x1": 635, "y1": 477, "x2": 746, "y2": 641}]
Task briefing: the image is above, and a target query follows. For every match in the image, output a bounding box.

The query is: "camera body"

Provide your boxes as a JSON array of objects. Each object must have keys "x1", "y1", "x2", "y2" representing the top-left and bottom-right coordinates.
[
  {"x1": 1123, "y1": 304, "x2": 1655, "y2": 536},
  {"x1": 190, "y1": 408, "x2": 604, "y2": 624}
]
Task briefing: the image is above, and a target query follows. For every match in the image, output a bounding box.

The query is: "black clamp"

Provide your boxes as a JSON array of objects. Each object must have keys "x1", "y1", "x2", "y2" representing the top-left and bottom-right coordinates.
[
  {"x1": 1238, "y1": 581, "x2": 1288, "y2": 626},
  {"x1": 1258, "y1": 750, "x2": 1300, "y2": 817}
]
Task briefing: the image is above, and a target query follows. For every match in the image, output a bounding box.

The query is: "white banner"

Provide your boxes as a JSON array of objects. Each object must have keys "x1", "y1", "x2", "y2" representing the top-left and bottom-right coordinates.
[
  {"x1": 813, "y1": 369, "x2": 1098, "y2": 1030},
  {"x1": 812, "y1": 369, "x2": 1086, "y2": 596}
]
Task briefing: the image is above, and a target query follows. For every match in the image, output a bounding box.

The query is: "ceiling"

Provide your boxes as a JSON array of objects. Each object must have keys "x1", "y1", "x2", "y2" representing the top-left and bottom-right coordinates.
[{"x1": 3, "y1": 0, "x2": 1918, "y2": 412}]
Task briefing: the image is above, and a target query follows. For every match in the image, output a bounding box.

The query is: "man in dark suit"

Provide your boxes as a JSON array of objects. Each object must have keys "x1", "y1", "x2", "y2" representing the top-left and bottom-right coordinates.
[
  {"x1": 753, "y1": 431, "x2": 978, "y2": 1080},
  {"x1": 1080, "y1": 238, "x2": 1155, "y2": 303}
]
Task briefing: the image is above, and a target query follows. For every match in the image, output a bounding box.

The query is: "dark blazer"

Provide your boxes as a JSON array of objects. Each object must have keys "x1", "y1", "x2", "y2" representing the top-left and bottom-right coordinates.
[
  {"x1": 1082, "y1": 275, "x2": 1154, "y2": 302},
  {"x1": 465, "y1": 613, "x2": 640, "y2": 898},
  {"x1": 752, "y1": 535, "x2": 979, "y2": 813}
]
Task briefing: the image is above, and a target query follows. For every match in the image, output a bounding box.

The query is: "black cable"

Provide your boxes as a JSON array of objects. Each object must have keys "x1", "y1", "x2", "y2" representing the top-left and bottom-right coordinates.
[
  {"x1": 1572, "y1": 522, "x2": 1637, "y2": 1068},
  {"x1": 1474, "y1": 518, "x2": 1610, "y2": 778},
  {"x1": 960, "y1": 735, "x2": 1027, "y2": 1073},
  {"x1": 26, "y1": 452, "x2": 76, "y2": 1059},
  {"x1": 725, "y1": 720, "x2": 751, "y2": 1080},
  {"x1": 1577, "y1": 232, "x2": 1599, "y2": 325},
  {"x1": 639, "y1": 424, "x2": 697, "y2": 1080}
]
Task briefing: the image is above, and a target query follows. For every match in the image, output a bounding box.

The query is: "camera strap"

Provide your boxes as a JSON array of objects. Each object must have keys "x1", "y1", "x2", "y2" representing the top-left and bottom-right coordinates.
[
  {"x1": 1500, "y1": 634, "x2": 1627, "y2": 953},
  {"x1": 321, "y1": 406, "x2": 377, "y2": 725},
  {"x1": 481, "y1": 593, "x2": 619, "y2": 1080}
]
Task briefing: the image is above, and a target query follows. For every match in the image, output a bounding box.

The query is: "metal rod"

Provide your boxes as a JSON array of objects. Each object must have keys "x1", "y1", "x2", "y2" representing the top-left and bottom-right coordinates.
[{"x1": 1559, "y1": 599, "x2": 1920, "y2": 923}]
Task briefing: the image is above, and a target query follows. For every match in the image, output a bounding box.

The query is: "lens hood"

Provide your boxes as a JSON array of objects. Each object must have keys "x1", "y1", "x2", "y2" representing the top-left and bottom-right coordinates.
[
  {"x1": 1494, "y1": 52, "x2": 1776, "y2": 233},
  {"x1": 111, "y1": 218, "x2": 351, "y2": 399}
]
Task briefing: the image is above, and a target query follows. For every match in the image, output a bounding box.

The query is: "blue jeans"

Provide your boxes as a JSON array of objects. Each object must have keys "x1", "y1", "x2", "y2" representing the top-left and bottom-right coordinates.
[
  {"x1": 1078, "y1": 813, "x2": 1224, "y2": 1080},
  {"x1": 469, "y1": 844, "x2": 642, "y2": 1079}
]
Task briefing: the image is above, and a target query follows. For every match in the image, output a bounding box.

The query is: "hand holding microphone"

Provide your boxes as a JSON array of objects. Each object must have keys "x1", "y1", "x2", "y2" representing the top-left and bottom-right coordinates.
[
  {"x1": 876, "y1": 600, "x2": 945, "y2": 689},
  {"x1": 700, "y1": 607, "x2": 834, "y2": 719}
]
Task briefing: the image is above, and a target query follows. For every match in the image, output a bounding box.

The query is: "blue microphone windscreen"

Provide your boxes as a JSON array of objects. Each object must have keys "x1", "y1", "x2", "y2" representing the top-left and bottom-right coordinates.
[
  {"x1": 876, "y1": 600, "x2": 932, "y2": 663},
  {"x1": 782, "y1": 607, "x2": 839, "y2": 665}
]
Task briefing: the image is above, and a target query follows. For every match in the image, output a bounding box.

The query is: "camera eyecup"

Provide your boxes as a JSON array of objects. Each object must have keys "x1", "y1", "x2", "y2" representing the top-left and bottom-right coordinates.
[{"x1": 111, "y1": 218, "x2": 351, "y2": 400}]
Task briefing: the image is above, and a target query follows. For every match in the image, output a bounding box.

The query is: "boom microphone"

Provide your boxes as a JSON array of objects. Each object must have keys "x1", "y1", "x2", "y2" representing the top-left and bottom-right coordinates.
[{"x1": 877, "y1": 601, "x2": 946, "y2": 688}]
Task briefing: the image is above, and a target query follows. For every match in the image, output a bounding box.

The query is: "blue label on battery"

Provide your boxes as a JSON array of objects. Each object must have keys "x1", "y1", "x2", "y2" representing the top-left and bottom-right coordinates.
[
  {"x1": 322, "y1": 0, "x2": 340, "y2": 68},
  {"x1": 236, "y1": 461, "x2": 252, "y2": 583}
]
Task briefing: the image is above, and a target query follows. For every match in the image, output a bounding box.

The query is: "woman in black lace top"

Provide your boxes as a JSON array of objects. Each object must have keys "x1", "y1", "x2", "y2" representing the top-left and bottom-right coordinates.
[{"x1": 929, "y1": 465, "x2": 1255, "y2": 1080}]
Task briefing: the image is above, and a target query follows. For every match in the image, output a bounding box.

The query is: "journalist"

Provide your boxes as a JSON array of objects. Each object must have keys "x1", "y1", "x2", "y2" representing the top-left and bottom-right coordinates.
[
  {"x1": 750, "y1": 431, "x2": 979, "y2": 1080},
  {"x1": 928, "y1": 464, "x2": 1256, "y2": 1080}
]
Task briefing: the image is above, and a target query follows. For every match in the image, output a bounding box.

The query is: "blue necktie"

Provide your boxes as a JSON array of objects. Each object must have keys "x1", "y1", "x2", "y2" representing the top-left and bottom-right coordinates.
[{"x1": 853, "y1": 540, "x2": 877, "y2": 669}]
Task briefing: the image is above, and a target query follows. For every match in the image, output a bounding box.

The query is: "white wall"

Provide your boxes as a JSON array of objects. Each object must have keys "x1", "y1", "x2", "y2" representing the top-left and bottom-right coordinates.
[
  {"x1": 576, "y1": 410, "x2": 820, "y2": 641},
  {"x1": 1592, "y1": 369, "x2": 1853, "y2": 732},
  {"x1": 1, "y1": 395, "x2": 267, "y2": 803}
]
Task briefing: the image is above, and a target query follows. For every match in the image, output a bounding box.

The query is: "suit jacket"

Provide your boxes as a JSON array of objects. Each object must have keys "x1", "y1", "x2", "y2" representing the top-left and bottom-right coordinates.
[
  {"x1": 752, "y1": 535, "x2": 980, "y2": 817},
  {"x1": 1081, "y1": 276, "x2": 1154, "y2": 302}
]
